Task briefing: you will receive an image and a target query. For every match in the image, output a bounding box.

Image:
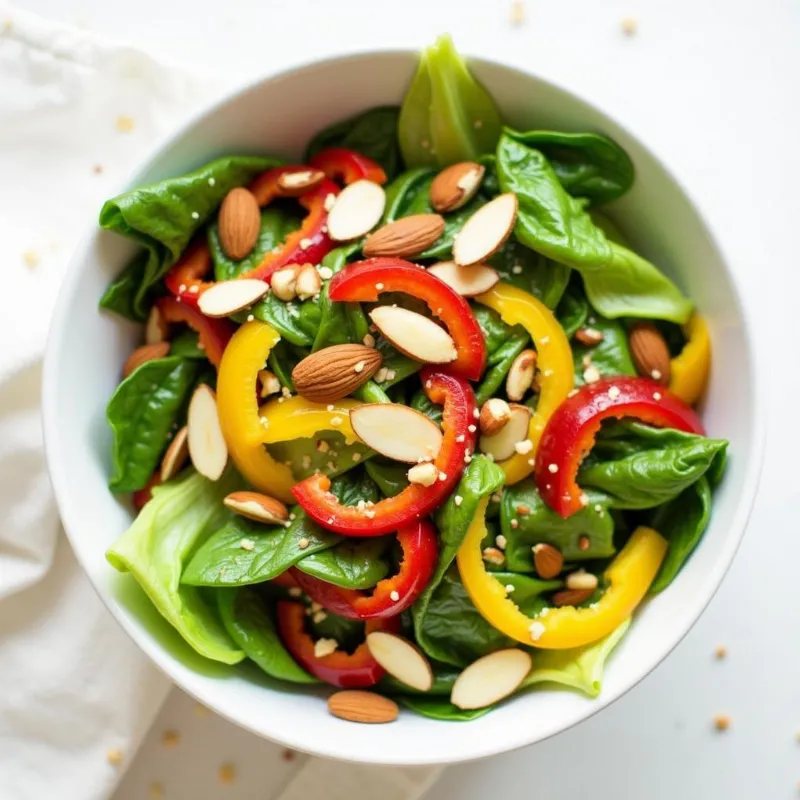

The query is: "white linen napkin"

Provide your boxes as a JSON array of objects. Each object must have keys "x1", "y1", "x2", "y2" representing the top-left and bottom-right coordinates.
[{"x1": 0, "y1": 5, "x2": 441, "y2": 797}]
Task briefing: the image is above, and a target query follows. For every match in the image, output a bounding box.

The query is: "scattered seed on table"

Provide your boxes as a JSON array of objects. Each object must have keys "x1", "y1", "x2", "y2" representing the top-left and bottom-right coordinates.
[
  {"x1": 713, "y1": 715, "x2": 731, "y2": 732},
  {"x1": 621, "y1": 17, "x2": 638, "y2": 36},
  {"x1": 219, "y1": 763, "x2": 236, "y2": 784},
  {"x1": 162, "y1": 729, "x2": 180, "y2": 747},
  {"x1": 23, "y1": 250, "x2": 38, "y2": 268},
  {"x1": 106, "y1": 748, "x2": 123, "y2": 767},
  {"x1": 510, "y1": 0, "x2": 525, "y2": 25},
  {"x1": 116, "y1": 115, "x2": 135, "y2": 133},
  {"x1": 714, "y1": 645, "x2": 727, "y2": 660}
]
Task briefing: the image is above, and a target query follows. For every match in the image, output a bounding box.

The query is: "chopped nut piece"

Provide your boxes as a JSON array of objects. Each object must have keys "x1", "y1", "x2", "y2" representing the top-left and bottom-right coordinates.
[
  {"x1": 482, "y1": 547, "x2": 505, "y2": 566},
  {"x1": 314, "y1": 637, "x2": 338, "y2": 658},
  {"x1": 270, "y1": 265, "x2": 299, "y2": 301},
  {"x1": 583, "y1": 365, "x2": 601, "y2": 384},
  {"x1": 258, "y1": 369, "x2": 281, "y2": 398},
  {"x1": 574, "y1": 327, "x2": 605, "y2": 346}
]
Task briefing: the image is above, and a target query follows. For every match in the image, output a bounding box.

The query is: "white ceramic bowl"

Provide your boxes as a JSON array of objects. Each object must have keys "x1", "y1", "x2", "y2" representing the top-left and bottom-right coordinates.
[{"x1": 43, "y1": 50, "x2": 765, "y2": 766}]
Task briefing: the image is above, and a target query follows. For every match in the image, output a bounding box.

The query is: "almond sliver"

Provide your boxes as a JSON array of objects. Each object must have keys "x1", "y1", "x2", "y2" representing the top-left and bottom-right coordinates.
[
  {"x1": 366, "y1": 632, "x2": 433, "y2": 692},
  {"x1": 326, "y1": 180, "x2": 386, "y2": 242},
  {"x1": 369, "y1": 306, "x2": 457, "y2": 364},
  {"x1": 197, "y1": 279, "x2": 269, "y2": 318},
  {"x1": 450, "y1": 649, "x2": 532, "y2": 710},
  {"x1": 453, "y1": 193, "x2": 518, "y2": 267},
  {"x1": 427, "y1": 261, "x2": 499, "y2": 297},
  {"x1": 350, "y1": 403, "x2": 442, "y2": 463},
  {"x1": 187, "y1": 385, "x2": 228, "y2": 481}
]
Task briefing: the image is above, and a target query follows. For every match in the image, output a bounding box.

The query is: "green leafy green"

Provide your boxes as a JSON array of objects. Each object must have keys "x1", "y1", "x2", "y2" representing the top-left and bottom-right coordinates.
[
  {"x1": 250, "y1": 293, "x2": 321, "y2": 348},
  {"x1": 266, "y1": 432, "x2": 372, "y2": 482},
  {"x1": 169, "y1": 330, "x2": 207, "y2": 360},
  {"x1": 380, "y1": 661, "x2": 460, "y2": 697},
  {"x1": 364, "y1": 459, "x2": 409, "y2": 498},
  {"x1": 217, "y1": 587, "x2": 317, "y2": 683},
  {"x1": 490, "y1": 238, "x2": 571, "y2": 309},
  {"x1": 473, "y1": 305, "x2": 530, "y2": 405},
  {"x1": 506, "y1": 129, "x2": 634, "y2": 205},
  {"x1": 496, "y1": 133, "x2": 692, "y2": 323},
  {"x1": 522, "y1": 619, "x2": 630, "y2": 697},
  {"x1": 209, "y1": 206, "x2": 301, "y2": 280},
  {"x1": 295, "y1": 537, "x2": 391, "y2": 589},
  {"x1": 649, "y1": 477, "x2": 712, "y2": 593},
  {"x1": 106, "y1": 468, "x2": 243, "y2": 664},
  {"x1": 413, "y1": 456, "x2": 505, "y2": 666},
  {"x1": 500, "y1": 484, "x2": 615, "y2": 572},
  {"x1": 106, "y1": 357, "x2": 198, "y2": 492},
  {"x1": 181, "y1": 512, "x2": 341, "y2": 587},
  {"x1": 99, "y1": 155, "x2": 280, "y2": 320},
  {"x1": 307, "y1": 610, "x2": 365, "y2": 653},
  {"x1": 579, "y1": 423, "x2": 728, "y2": 509},
  {"x1": 572, "y1": 316, "x2": 636, "y2": 385},
  {"x1": 556, "y1": 274, "x2": 590, "y2": 338},
  {"x1": 374, "y1": 336, "x2": 422, "y2": 389},
  {"x1": 397, "y1": 696, "x2": 494, "y2": 721},
  {"x1": 305, "y1": 106, "x2": 403, "y2": 180},
  {"x1": 399, "y1": 34, "x2": 503, "y2": 169}
]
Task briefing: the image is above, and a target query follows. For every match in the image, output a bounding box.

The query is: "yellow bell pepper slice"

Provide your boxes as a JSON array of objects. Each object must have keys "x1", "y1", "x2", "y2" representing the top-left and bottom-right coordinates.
[
  {"x1": 258, "y1": 396, "x2": 361, "y2": 445},
  {"x1": 670, "y1": 313, "x2": 710, "y2": 406},
  {"x1": 475, "y1": 282, "x2": 574, "y2": 483},
  {"x1": 456, "y1": 496, "x2": 667, "y2": 650},
  {"x1": 216, "y1": 320, "x2": 295, "y2": 503}
]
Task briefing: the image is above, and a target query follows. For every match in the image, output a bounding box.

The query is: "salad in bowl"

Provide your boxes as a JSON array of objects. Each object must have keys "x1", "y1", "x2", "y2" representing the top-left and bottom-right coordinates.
[{"x1": 99, "y1": 36, "x2": 727, "y2": 723}]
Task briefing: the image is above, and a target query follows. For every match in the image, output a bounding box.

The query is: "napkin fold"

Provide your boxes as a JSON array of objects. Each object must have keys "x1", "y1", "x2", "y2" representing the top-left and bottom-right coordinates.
[{"x1": 0, "y1": 5, "x2": 440, "y2": 797}]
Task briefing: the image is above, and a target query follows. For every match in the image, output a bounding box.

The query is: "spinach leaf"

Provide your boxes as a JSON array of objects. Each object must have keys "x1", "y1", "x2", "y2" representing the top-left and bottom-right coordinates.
[
  {"x1": 572, "y1": 316, "x2": 636, "y2": 385},
  {"x1": 472, "y1": 305, "x2": 530, "y2": 405},
  {"x1": 107, "y1": 356, "x2": 198, "y2": 492},
  {"x1": 500, "y1": 484, "x2": 615, "y2": 571},
  {"x1": 380, "y1": 661, "x2": 461, "y2": 696},
  {"x1": 522, "y1": 618, "x2": 630, "y2": 697},
  {"x1": 306, "y1": 106, "x2": 403, "y2": 180},
  {"x1": 506, "y1": 129, "x2": 635, "y2": 205},
  {"x1": 399, "y1": 35, "x2": 503, "y2": 169},
  {"x1": 250, "y1": 293, "x2": 321, "y2": 348},
  {"x1": 295, "y1": 537, "x2": 391, "y2": 589},
  {"x1": 556, "y1": 274, "x2": 590, "y2": 338},
  {"x1": 649, "y1": 477, "x2": 712, "y2": 593},
  {"x1": 412, "y1": 456, "x2": 505, "y2": 666},
  {"x1": 374, "y1": 337, "x2": 422, "y2": 389},
  {"x1": 181, "y1": 512, "x2": 341, "y2": 587},
  {"x1": 217, "y1": 587, "x2": 317, "y2": 683},
  {"x1": 490, "y1": 238, "x2": 571, "y2": 309},
  {"x1": 266, "y1": 431, "x2": 372, "y2": 482},
  {"x1": 307, "y1": 610, "x2": 365, "y2": 653},
  {"x1": 267, "y1": 340, "x2": 301, "y2": 391},
  {"x1": 209, "y1": 206, "x2": 301, "y2": 280},
  {"x1": 169, "y1": 330, "x2": 208, "y2": 360},
  {"x1": 397, "y1": 696, "x2": 494, "y2": 722},
  {"x1": 409, "y1": 389, "x2": 443, "y2": 426},
  {"x1": 496, "y1": 133, "x2": 692, "y2": 323},
  {"x1": 364, "y1": 459, "x2": 409, "y2": 498},
  {"x1": 99, "y1": 155, "x2": 280, "y2": 320},
  {"x1": 106, "y1": 468, "x2": 244, "y2": 664},
  {"x1": 580, "y1": 423, "x2": 729, "y2": 509}
]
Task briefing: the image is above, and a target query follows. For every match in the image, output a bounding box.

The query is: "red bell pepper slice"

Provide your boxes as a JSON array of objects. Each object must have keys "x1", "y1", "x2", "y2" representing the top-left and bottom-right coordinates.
[
  {"x1": 308, "y1": 147, "x2": 387, "y2": 186},
  {"x1": 289, "y1": 520, "x2": 438, "y2": 619},
  {"x1": 163, "y1": 236, "x2": 214, "y2": 303},
  {"x1": 292, "y1": 368, "x2": 477, "y2": 536},
  {"x1": 328, "y1": 258, "x2": 487, "y2": 381},
  {"x1": 132, "y1": 470, "x2": 161, "y2": 510},
  {"x1": 535, "y1": 376, "x2": 706, "y2": 518},
  {"x1": 271, "y1": 571, "x2": 299, "y2": 589},
  {"x1": 155, "y1": 296, "x2": 233, "y2": 369},
  {"x1": 276, "y1": 600, "x2": 399, "y2": 688}
]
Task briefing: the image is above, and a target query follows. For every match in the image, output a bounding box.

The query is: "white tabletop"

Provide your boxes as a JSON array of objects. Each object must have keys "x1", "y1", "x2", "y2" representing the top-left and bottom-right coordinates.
[{"x1": 16, "y1": 0, "x2": 794, "y2": 796}]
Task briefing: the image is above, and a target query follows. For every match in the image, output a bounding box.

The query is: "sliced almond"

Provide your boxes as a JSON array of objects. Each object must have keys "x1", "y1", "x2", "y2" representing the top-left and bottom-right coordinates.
[
  {"x1": 224, "y1": 491, "x2": 289, "y2": 525},
  {"x1": 326, "y1": 180, "x2": 386, "y2": 242},
  {"x1": 453, "y1": 193, "x2": 518, "y2": 267},
  {"x1": 270, "y1": 265, "x2": 299, "y2": 302},
  {"x1": 366, "y1": 632, "x2": 433, "y2": 692},
  {"x1": 451, "y1": 649, "x2": 532, "y2": 710},
  {"x1": 479, "y1": 403, "x2": 531, "y2": 462},
  {"x1": 430, "y1": 161, "x2": 485, "y2": 213},
  {"x1": 258, "y1": 369, "x2": 281, "y2": 398},
  {"x1": 407, "y1": 461, "x2": 439, "y2": 487},
  {"x1": 327, "y1": 691, "x2": 399, "y2": 724},
  {"x1": 506, "y1": 349, "x2": 537, "y2": 401},
  {"x1": 350, "y1": 404, "x2": 442, "y2": 463},
  {"x1": 566, "y1": 570, "x2": 599, "y2": 591},
  {"x1": 629, "y1": 322, "x2": 671, "y2": 384},
  {"x1": 123, "y1": 342, "x2": 170, "y2": 378},
  {"x1": 160, "y1": 426, "x2": 189, "y2": 482},
  {"x1": 427, "y1": 261, "x2": 499, "y2": 297},
  {"x1": 218, "y1": 187, "x2": 261, "y2": 260},
  {"x1": 553, "y1": 588, "x2": 594, "y2": 607},
  {"x1": 197, "y1": 279, "x2": 269, "y2": 318},
  {"x1": 479, "y1": 398, "x2": 511, "y2": 436},
  {"x1": 292, "y1": 344, "x2": 382, "y2": 404},
  {"x1": 145, "y1": 306, "x2": 168, "y2": 345},
  {"x1": 295, "y1": 263, "x2": 322, "y2": 300},
  {"x1": 533, "y1": 543, "x2": 563, "y2": 579},
  {"x1": 187, "y1": 385, "x2": 228, "y2": 481},
  {"x1": 370, "y1": 306, "x2": 456, "y2": 364},
  {"x1": 276, "y1": 168, "x2": 325, "y2": 196},
  {"x1": 362, "y1": 214, "x2": 445, "y2": 258}
]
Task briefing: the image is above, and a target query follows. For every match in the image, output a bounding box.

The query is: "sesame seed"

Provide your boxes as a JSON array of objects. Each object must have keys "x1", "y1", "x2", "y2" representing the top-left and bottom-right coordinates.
[
  {"x1": 317, "y1": 440, "x2": 329, "y2": 453},
  {"x1": 390, "y1": 590, "x2": 400, "y2": 602},
  {"x1": 456, "y1": 434, "x2": 465, "y2": 443},
  {"x1": 473, "y1": 408, "x2": 480, "y2": 419},
  {"x1": 425, "y1": 380, "x2": 432, "y2": 389},
  {"x1": 191, "y1": 211, "x2": 200, "y2": 220},
  {"x1": 115, "y1": 115, "x2": 135, "y2": 133},
  {"x1": 540, "y1": 336, "x2": 550, "y2": 345},
  {"x1": 324, "y1": 193, "x2": 337, "y2": 211},
  {"x1": 438, "y1": 471, "x2": 448, "y2": 481},
  {"x1": 288, "y1": 586, "x2": 302, "y2": 597},
  {"x1": 579, "y1": 493, "x2": 590, "y2": 506},
  {"x1": 653, "y1": 392, "x2": 662, "y2": 401},
  {"x1": 247, "y1": 314, "x2": 255, "y2": 322},
  {"x1": 505, "y1": 584, "x2": 515, "y2": 593},
  {"x1": 365, "y1": 509, "x2": 376, "y2": 519},
  {"x1": 468, "y1": 424, "x2": 476, "y2": 433},
  {"x1": 352, "y1": 453, "x2": 361, "y2": 462},
  {"x1": 608, "y1": 386, "x2": 621, "y2": 399},
  {"x1": 510, "y1": 519, "x2": 519, "y2": 529},
  {"x1": 208, "y1": 177, "x2": 216, "y2": 186},
  {"x1": 515, "y1": 439, "x2": 533, "y2": 455},
  {"x1": 298, "y1": 537, "x2": 309, "y2": 549},
  {"x1": 583, "y1": 366, "x2": 601, "y2": 384},
  {"x1": 290, "y1": 513, "x2": 296, "y2": 520},
  {"x1": 548, "y1": 463, "x2": 559, "y2": 474},
  {"x1": 22, "y1": 249, "x2": 39, "y2": 268},
  {"x1": 312, "y1": 610, "x2": 327, "y2": 623},
  {"x1": 496, "y1": 534, "x2": 507, "y2": 549},
  {"x1": 299, "y1": 237, "x2": 312, "y2": 250},
  {"x1": 529, "y1": 621, "x2": 546, "y2": 642},
  {"x1": 331, "y1": 416, "x2": 342, "y2": 426},
  {"x1": 454, "y1": 495, "x2": 463, "y2": 506},
  {"x1": 178, "y1": 283, "x2": 187, "y2": 293},
  {"x1": 375, "y1": 282, "x2": 384, "y2": 290},
  {"x1": 239, "y1": 538, "x2": 255, "y2": 551},
  {"x1": 301, "y1": 455, "x2": 311, "y2": 470},
  {"x1": 511, "y1": 264, "x2": 523, "y2": 274},
  {"x1": 363, "y1": 333, "x2": 375, "y2": 347},
  {"x1": 318, "y1": 266, "x2": 334, "y2": 280},
  {"x1": 327, "y1": 404, "x2": 335, "y2": 411},
  {"x1": 527, "y1": 458, "x2": 535, "y2": 466},
  {"x1": 326, "y1": 461, "x2": 336, "y2": 471}
]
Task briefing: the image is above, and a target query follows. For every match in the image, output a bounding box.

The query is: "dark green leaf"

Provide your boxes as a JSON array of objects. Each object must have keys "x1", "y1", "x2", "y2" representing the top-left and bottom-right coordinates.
[
  {"x1": 107, "y1": 356, "x2": 198, "y2": 492},
  {"x1": 556, "y1": 274, "x2": 590, "y2": 338},
  {"x1": 506, "y1": 129, "x2": 635, "y2": 205},
  {"x1": 649, "y1": 477, "x2": 712, "y2": 593},
  {"x1": 374, "y1": 337, "x2": 422, "y2": 389},
  {"x1": 572, "y1": 316, "x2": 636, "y2": 385},
  {"x1": 216, "y1": 587, "x2": 317, "y2": 683},
  {"x1": 380, "y1": 661, "x2": 460, "y2": 696},
  {"x1": 305, "y1": 107, "x2": 403, "y2": 180},
  {"x1": 295, "y1": 537, "x2": 391, "y2": 589},
  {"x1": 250, "y1": 293, "x2": 321, "y2": 348},
  {"x1": 169, "y1": 330, "x2": 208, "y2": 360},
  {"x1": 99, "y1": 250, "x2": 149, "y2": 321},
  {"x1": 472, "y1": 305, "x2": 530, "y2": 405},
  {"x1": 364, "y1": 459, "x2": 410, "y2": 498},
  {"x1": 409, "y1": 389, "x2": 443, "y2": 426},
  {"x1": 209, "y1": 206, "x2": 302, "y2": 280},
  {"x1": 490, "y1": 238, "x2": 571, "y2": 309},
  {"x1": 307, "y1": 610, "x2": 365, "y2": 653},
  {"x1": 397, "y1": 696, "x2": 494, "y2": 721},
  {"x1": 267, "y1": 341, "x2": 300, "y2": 391},
  {"x1": 496, "y1": 133, "x2": 692, "y2": 323},
  {"x1": 266, "y1": 431, "x2": 372, "y2": 482},
  {"x1": 500, "y1": 484, "x2": 615, "y2": 572}
]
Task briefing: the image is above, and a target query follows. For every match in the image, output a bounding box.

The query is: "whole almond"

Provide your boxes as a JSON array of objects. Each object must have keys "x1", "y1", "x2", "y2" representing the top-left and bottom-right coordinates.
[
  {"x1": 430, "y1": 162, "x2": 485, "y2": 212},
  {"x1": 479, "y1": 398, "x2": 511, "y2": 436},
  {"x1": 276, "y1": 168, "x2": 325, "y2": 196},
  {"x1": 327, "y1": 690, "x2": 399, "y2": 724},
  {"x1": 629, "y1": 322, "x2": 671, "y2": 384},
  {"x1": 224, "y1": 491, "x2": 289, "y2": 525},
  {"x1": 292, "y1": 344, "x2": 382, "y2": 404},
  {"x1": 218, "y1": 187, "x2": 261, "y2": 260},
  {"x1": 123, "y1": 342, "x2": 170, "y2": 378},
  {"x1": 506, "y1": 349, "x2": 537, "y2": 401},
  {"x1": 533, "y1": 543, "x2": 564, "y2": 579},
  {"x1": 362, "y1": 214, "x2": 445, "y2": 258},
  {"x1": 552, "y1": 588, "x2": 594, "y2": 607}
]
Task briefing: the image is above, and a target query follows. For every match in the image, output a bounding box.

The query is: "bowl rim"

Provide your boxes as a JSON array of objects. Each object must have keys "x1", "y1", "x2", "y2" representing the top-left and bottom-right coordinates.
[{"x1": 42, "y1": 47, "x2": 767, "y2": 766}]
